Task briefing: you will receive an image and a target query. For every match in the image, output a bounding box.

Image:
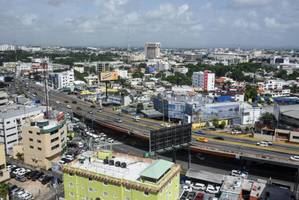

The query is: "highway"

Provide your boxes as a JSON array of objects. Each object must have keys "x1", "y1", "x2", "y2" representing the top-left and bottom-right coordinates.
[{"x1": 16, "y1": 80, "x2": 299, "y2": 168}]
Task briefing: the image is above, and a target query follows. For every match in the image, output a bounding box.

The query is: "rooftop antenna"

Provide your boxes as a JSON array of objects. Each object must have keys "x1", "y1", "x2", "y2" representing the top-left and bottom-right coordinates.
[{"x1": 42, "y1": 59, "x2": 50, "y2": 119}]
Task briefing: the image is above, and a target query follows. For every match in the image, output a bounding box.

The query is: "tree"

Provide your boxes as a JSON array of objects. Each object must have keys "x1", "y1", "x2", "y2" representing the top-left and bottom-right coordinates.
[
  {"x1": 212, "y1": 119, "x2": 219, "y2": 128},
  {"x1": 0, "y1": 183, "x2": 9, "y2": 200},
  {"x1": 132, "y1": 71, "x2": 144, "y2": 78},
  {"x1": 16, "y1": 152, "x2": 24, "y2": 161},
  {"x1": 136, "y1": 103, "x2": 144, "y2": 113},
  {"x1": 259, "y1": 112, "x2": 277, "y2": 128},
  {"x1": 245, "y1": 85, "x2": 258, "y2": 102}
]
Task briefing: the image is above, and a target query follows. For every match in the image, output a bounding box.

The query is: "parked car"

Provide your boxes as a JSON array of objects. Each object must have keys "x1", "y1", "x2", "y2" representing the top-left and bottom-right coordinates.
[
  {"x1": 194, "y1": 192, "x2": 204, "y2": 200},
  {"x1": 39, "y1": 174, "x2": 46, "y2": 182},
  {"x1": 256, "y1": 141, "x2": 269, "y2": 147},
  {"x1": 41, "y1": 175, "x2": 53, "y2": 185},
  {"x1": 15, "y1": 175, "x2": 27, "y2": 182}
]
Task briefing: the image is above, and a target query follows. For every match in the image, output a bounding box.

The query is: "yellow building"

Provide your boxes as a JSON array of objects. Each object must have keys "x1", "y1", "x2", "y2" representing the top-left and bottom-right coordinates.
[
  {"x1": 63, "y1": 150, "x2": 181, "y2": 200},
  {"x1": 23, "y1": 113, "x2": 67, "y2": 170},
  {"x1": 0, "y1": 143, "x2": 10, "y2": 182}
]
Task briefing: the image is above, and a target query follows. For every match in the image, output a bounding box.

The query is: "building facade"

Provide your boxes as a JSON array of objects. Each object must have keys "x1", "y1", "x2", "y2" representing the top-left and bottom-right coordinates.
[
  {"x1": 0, "y1": 91, "x2": 8, "y2": 106},
  {"x1": 0, "y1": 143, "x2": 10, "y2": 182},
  {"x1": 23, "y1": 113, "x2": 67, "y2": 169},
  {"x1": 0, "y1": 105, "x2": 46, "y2": 153},
  {"x1": 49, "y1": 69, "x2": 74, "y2": 89},
  {"x1": 63, "y1": 151, "x2": 180, "y2": 200},
  {"x1": 145, "y1": 42, "x2": 161, "y2": 60},
  {"x1": 192, "y1": 70, "x2": 215, "y2": 91}
]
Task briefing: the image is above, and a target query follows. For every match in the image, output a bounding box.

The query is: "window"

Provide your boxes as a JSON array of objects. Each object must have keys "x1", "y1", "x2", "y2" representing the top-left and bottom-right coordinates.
[
  {"x1": 6, "y1": 121, "x2": 10, "y2": 124},
  {"x1": 293, "y1": 136, "x2": 299, "y2": 140},
  {"x1": 38, "y1": 147, "x2": 42, "y2": 151},
  {"x1": 6, "y1": 126, "x2": 16, "y2": 131},
  {"x1": 30, "y1": 145, "x2": 34, "y2": 149},
  {"x1": 7, "y1": 139, "x2": 17, "y2": 144},
  {"x1": 51, "y1": 137, "x2": 59, "y2": 143},
  {"x1": 88, "y1": 188, "x2": 93, "y2": 192},
  {"x1": 29, "y1": 130, "x2": 33, "y2": 134},
  {"x1": 61, "y1": 130, "x2": 65, "y2": 135},
  {"x1": 29, "y1": 138, "x2": 33, "y2": 142},
  {"x1": 125, "y1": 187, "x2": 131, "y2": 191},
  {"x1": 103, "y1": 192, "x2": 108, "y2": 196},
  {"x1": 144, "y1": 191, "x2": 149, "y2": 196},
  {"x1": 37, "y1": 140, "x2": 41, "y2": 143},
  {"x1": 69, "y1": 192, "x2": 74, "y2": 197},
  {"x1": 103, "y1": 181, "x2": 108, "y2": 185},
  {"x1": 7, "y1": 133, "x2": 16, "y2": 137},
  {"x1": 69, "y1": 183, "x2": 73, "y2": 187},
  {"x1": 37, "y1": 132, "x2": 40, "y2": 135},
  {"x1": 51, "y1": 144, "x2": 59, "y2": 150}
]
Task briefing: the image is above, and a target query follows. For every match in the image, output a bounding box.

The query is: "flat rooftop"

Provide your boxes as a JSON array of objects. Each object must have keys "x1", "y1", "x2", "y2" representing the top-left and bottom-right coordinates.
[
  {"x1": 279, "y1": 104, "x2": 299, "y2": 119},
  {"x1": 0, "y1": 105, "x2": 46, "y2": 119},
  {"x1": 69, "y1": 151, "x2": 154, "y2": 181}
]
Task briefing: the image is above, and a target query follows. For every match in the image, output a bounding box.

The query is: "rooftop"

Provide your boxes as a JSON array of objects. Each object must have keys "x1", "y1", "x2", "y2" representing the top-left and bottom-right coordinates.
[
  {"x1": 69, "y1": 151, "x2": 153, "y2": 181},
  {"x1": 140, "y1": 159, "x2": 173, "y2": 181},
  {"x1": 0, "y1": 105, "x2": 46, "y2": 119}
]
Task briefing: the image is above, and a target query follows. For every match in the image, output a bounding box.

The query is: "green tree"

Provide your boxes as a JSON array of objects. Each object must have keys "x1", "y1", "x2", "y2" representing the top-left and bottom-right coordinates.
[
  {"x1": 212, "y1": 119, "x2": 219, "y2": 128},
  {"x1": 16, "y1": 152, "x2": 24, "y2": 161},
  {"x1": 0, "y1": 183, "x2": 9, "y2": 200},
  {"x1": 136, "y1": 103, "x2": 144, "y2": 113},
  {"x1": 245, "y1": 85, "x2": 258, "y2": 102},
  {"x1": 259, "y1": 112, "x2": 277, "y2": 128}
]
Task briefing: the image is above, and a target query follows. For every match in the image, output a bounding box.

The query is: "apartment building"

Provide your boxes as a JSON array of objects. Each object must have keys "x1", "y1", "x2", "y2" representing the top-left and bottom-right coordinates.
[
  {"x1": 23, "y1": 112, "x2": 67, "y2": 169},
  {"x1": 0, "y1": 105, "x2": 46, "y2": 153},
  {"x1": 63, "y1": 150, "x2": 180, "y2": 200},
  {"x1": 192, "y1": 70, "x2": 215, "y2": 91},
  {"x1": 48, "y1": 69, "x2": 74, "y2": 89},
  {"x1": 0, "y1": 91, "x2": 8, "y2": 106},
  {"x1": 0, "y1": 143, "x2": 10, "y2": 182}
]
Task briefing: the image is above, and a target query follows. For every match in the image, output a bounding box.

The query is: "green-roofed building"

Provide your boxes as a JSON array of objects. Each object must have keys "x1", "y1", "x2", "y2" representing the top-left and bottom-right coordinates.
[{"x1": 63, "y1": 151, "x2": 181, "y2": 200}]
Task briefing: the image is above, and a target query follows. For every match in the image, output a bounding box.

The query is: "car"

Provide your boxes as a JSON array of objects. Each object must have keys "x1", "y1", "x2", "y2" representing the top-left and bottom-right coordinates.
[
  {"x1": 290, "y1": 155, "x2": 299, "y2": 161},
  {"x1": 26, "y1": 171, "x2": 38, "y2": 180},
  {"x1": 15, "y1": 175, "x2": 27, "y2": 182},
  {"x1": 22, "y1": 192, "x2": 33, "y2": 200},
  {"x1": 194, "y1": 130, "x2": 205, "y2": 135},
  {"x1": 231, "y1": 130, "x2": 242, "y2": 135},
  {"x1": 7, "y1": 164, "x2": 16, "y2": 172},
  {"x1": 66, "y1": 105, "x2": 72, "y2": 109},
  {"x1": 58, "y1": 160, "x2": 66, "y2": 165},
  {"x1": 98, "y1": 108, "x2": 103, "y2": 112},
  {"x1": 192, "y1": 183, "x2": 206, "y2": 191},
  {"x1": 16, "y1": 190, "x2": 26, "y2": 198},
  {"x1": 32, "y1": 172, "x2": 43, "y2": 181},
  {"x1": 11, "y1": 187, "x2": 23, "y2": 195},
  {"x1": 181, "y1": 191, "x2": 188, "y2": 198},
  {"x1": 77, "y1": 106, "x2": 82, "y2": 110},
  {"x1": 39, "y1": 174, "x2": 46, "y2": 182},
  {"x1": 64, "y1": 100, "x2": 69, "y2": 103},
  {"x1": 88, "y1": 111, "x2": 93, "y2": 114},
  {"x1": 107, "y1": 138, "x2": 114, "y2": 143},
  {"x1": 256, "y1": 141, "x2": 268, "y2": 147},
  {"x1": 90, "y1": 105, "x2": 96, "y2": 108},
  {"x1": 206, "y1": 185, "x2": 220, "y2": 194},
  {"x1": 56, "y1": 101, "x2": 60, "y2": 104},
  {"x1": 182, "y1": 185, "x2": 192, "y2": 192},
  {"x1": 214, "y1": 136, "x2": 224, "y2": 140},
  {"x1": 115, "y1": 118, "x2": 122, "y2": 123},
  {"x1": 41, "y1": 175, "x2": 52, "y2": 185},
  {"x1": 72, "y1": 101, "x2": 77, "y2": 104}
]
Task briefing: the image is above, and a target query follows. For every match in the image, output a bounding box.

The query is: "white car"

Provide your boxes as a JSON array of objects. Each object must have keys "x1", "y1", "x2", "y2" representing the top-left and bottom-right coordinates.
[
  {"x1": 7, "y1": 164, "x2": 16, "y2": 172},
  {"x1": 182, "y1": 185, "x2": 192, "y2": 192},
  {"x1": 256, "y1": 141, "x2": 268, "y2": 147},
  {"x1": 290, "y1": 155, "x2": 299, "y2": 161},
  {"x1": 192, "y1": 183, "x2": 206, "y2": 191},
  {"x1": 206, "y1": 185, "x2": 220, "y2": 194},
  {"x1": 185, "y1": 180, "x2": 192, "y2": 185},
  {"x1": 107, "y1": 139, "x2": 114, "y2": 143}
]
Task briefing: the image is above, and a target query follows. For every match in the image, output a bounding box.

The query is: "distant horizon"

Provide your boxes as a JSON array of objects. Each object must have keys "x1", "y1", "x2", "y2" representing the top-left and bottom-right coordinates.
[{"x1": 1, "y1": 42, "x2": 299, "y2": 51}]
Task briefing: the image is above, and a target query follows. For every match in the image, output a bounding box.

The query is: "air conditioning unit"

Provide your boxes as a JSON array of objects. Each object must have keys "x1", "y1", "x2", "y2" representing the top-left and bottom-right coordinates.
[
  {"x1": 109, "y1": 160, "x2": 114, "y2": 166},
  {"x1": 115, "y1": 161, "x2": 120, "y2": 167},
  {"x1": 120, "y1": 162, "x2": 127, "y2": 168}
]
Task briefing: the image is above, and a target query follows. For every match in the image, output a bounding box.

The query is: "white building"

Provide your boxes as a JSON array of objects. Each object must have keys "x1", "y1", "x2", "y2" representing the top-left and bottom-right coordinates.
[
  {"x1": 114, "y1": 69, "x2": 128, "y2": 79},
  {"x1": 0, "y1": 105, "x2": 46, "y2": 153},
  {"x1": 144, "y1": 42, "x2": 161, "y2": 59},
  {"x1": 240, "y1": 103, "x2": 262, "y2": 125},
  {"x1": 192, "y1": 70, "x2": 215, "y2": 91},
  {"x1": 0, "y1": 44, "x2": 16, "y2": 51},
  {"x1": 49, "y1": 69, "x2": 74, "y2": 89}
]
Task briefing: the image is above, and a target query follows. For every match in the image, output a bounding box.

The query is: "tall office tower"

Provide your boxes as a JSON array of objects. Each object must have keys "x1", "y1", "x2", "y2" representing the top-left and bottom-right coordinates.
[{"x1": 144, "y1": 42, "x2": 161, "y2": 59}]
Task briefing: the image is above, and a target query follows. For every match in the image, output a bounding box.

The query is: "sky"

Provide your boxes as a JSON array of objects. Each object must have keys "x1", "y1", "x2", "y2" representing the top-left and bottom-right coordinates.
[{"x1": 0, "y1": 0, "x2": 299, "y2": 48}]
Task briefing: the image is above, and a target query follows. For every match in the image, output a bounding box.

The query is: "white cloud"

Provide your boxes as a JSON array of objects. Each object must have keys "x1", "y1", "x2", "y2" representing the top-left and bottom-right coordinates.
[
  {"x1": 232, "y1": 0, "x2": 272, "y2": 6},
  {"x1": 264, "y1": 17, "x2": 280, "y2": 28},
  {"x1": 20, "y1": 14, "x2": 37, "y2": 26}
]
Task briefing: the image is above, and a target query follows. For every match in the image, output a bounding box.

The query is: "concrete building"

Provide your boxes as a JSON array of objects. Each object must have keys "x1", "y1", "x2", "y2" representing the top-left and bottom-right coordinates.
[
  {"x1": 0, "y1": 143, "x2": 10, "y2": 182},
  {"x1": 0, "y1": 105, "x2": 46, "y2": 153},
  {"x1": 63, "y1": 150, "x2": 180, "y2": 200},
  {"x1": 23, "y1": 112, "x2": 67, "y2": 169},
  {"x1": 49, "y1": 69, "x2": 74, "y2": 89},
  {"x1": 192, "y1": 70, "x2": 215, "y2": 91},
  {"x1": 145, "y1": 42, "x2": 161, "y2": 59},
  {"x1": 0, "y1": 44, "x2": 16, "y2": 51},
  {"x1": 240, "y1": 103, "x2": 262, "y2": 125},
  {"x1": 0, "y1": 91, "x2": 8, "y2": 106}
]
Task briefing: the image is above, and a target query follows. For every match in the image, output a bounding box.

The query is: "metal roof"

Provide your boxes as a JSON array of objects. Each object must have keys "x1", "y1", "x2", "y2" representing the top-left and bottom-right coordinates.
[{"x1": 140, "y1": 159, "x2": 173, "y2": 181}]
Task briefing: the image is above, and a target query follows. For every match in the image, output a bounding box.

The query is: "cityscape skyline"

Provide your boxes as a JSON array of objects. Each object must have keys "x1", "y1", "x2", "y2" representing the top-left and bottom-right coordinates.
[{"x1": 0, "y1": 0, "x2": 299, "y2": 48}]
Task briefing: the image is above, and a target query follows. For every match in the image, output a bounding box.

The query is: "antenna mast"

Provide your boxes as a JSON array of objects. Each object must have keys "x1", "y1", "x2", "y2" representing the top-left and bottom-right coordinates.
[{"x1": 42, "y1": 59, "x2": 50, "y2": 119}]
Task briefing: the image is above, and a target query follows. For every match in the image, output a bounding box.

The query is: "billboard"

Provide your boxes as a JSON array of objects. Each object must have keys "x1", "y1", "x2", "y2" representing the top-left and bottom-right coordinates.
[
  {"x1": 150, "y1": 123, "x2": 192, "y2": 153},
  {"x1": 100, "y1": 71, "x2": 119, "y2": 81}
]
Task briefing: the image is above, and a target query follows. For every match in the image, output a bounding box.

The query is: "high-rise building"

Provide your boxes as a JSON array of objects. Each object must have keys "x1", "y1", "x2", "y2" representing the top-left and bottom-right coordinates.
[
  {"x1": 63, "y1": 150, "x2": 180, "y2": 200},
  {"x1": 0, "y1": 143, "x2": 10, "y2": 182},
  {"x1": 192, "y1": 70, "x2": 215, "y2": 91},
  {"x1": 0, "y1": 105, "x2": 47, "y2": 153},
  {"x1": 145, "y1": 42, "x2": 161, "y2": 59},
  {"x1": 23, "y1": 112, "x2": 67, "y2": 169}
]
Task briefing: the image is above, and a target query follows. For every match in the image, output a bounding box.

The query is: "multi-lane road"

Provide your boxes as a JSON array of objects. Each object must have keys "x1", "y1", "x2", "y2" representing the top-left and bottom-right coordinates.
[{"x1": 16, "y1": 80, "x2": 299, "y2": 168}]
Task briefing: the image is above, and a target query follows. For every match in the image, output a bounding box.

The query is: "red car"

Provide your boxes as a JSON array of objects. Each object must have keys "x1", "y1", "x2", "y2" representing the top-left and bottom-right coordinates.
[{"x1": 194, "y1": 192, "x2": 204, "y2": 200}]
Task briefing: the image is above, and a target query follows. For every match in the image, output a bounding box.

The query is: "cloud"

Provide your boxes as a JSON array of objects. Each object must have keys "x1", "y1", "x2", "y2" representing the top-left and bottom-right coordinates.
[
  {"x1": 47, "y1": 0, "x2": 66, "y2": 7},
  {"x1": 232, "y1": 0, "x2": 272, "y2": 6},
  {"x1": 20, "y1": 14, "x2": 37, "y2": 26},
  {"x1": 264, "y1": 17, "x2": 280, "y2": 28}
]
